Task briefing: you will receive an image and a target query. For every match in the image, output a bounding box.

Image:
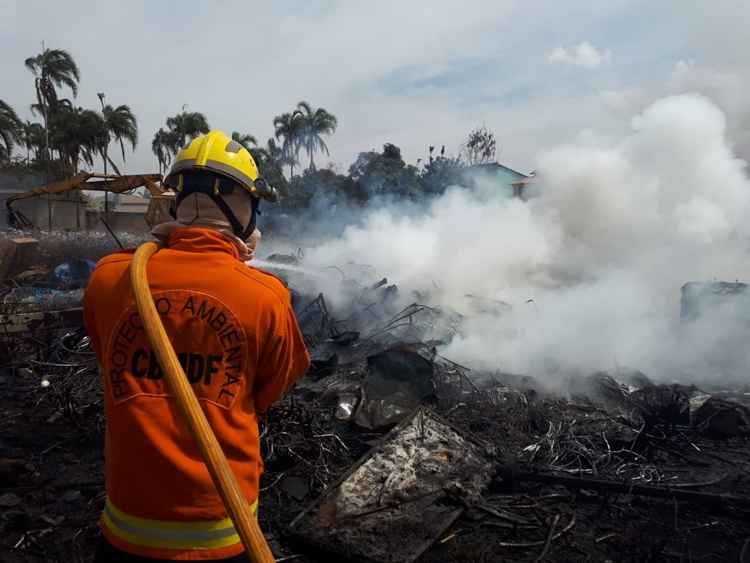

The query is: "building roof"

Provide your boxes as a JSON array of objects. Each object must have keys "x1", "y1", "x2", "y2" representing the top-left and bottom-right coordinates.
[{"x1": 470, "y1": 162, "x2": 529, "y2": 180}]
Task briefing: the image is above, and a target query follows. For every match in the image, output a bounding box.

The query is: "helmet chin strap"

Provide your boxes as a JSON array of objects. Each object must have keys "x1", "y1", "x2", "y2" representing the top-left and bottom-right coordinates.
[
  {"x1": 170, "y1": 173, "x2": 261, "y2": 241},
  {"x1": 210, "y1": 192, "x2": 260, "y2": 240}
]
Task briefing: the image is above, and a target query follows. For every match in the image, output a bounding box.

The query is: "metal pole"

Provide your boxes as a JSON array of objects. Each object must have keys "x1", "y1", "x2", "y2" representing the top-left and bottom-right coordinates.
[{"x1": 100, "y1": 216, "x2": 124, "y2": 250}]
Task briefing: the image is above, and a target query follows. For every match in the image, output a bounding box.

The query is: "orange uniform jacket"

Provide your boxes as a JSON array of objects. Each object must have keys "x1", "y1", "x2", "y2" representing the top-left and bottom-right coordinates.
[{"x1": 83, "y1": 228, "x2": 310, "y2": 560}]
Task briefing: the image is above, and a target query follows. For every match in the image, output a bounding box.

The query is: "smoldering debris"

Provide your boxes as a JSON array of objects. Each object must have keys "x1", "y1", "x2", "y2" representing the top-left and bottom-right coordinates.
[
  {"x1": 354, "y1": 349, "x2": 436, "y2": 430},
  {"x1": 4, "y1": 238, "x2": 750, "y2": 563},
  {"x1": 298, "y1": 95, "x2": 750, "y2": 387}
]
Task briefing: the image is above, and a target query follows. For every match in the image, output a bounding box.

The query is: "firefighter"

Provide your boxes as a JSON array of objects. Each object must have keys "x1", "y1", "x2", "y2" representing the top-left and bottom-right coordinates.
[{"x1": 84, "y1": 130, "x2": 310, "y2": 561}]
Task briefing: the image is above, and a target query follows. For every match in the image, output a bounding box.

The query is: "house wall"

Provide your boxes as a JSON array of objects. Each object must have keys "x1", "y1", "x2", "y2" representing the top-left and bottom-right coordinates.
[
  {"x1": 0, "y1": 170, "x2": 47, "y2": 192},
  {"x1": 0, "y1": 170, "x2": 85, "y2": 230},
  {"x1": 490, "y1": 167, "x2": 527, "y2": 189},
  {"x1": 13, "y1": 195, "x2": 86, "y2": 230},
  {"x1": 85, "y1": 210, "x2": 151, "y2": 233},
  {"x1": 462, "y1": 165, "x2": 528, "y2": 198}
]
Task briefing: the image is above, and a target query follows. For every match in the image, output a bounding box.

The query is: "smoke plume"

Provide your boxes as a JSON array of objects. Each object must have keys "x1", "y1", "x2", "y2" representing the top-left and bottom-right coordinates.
[{"x1": 281, "y1": 94, "x2": 750, "y2": 387}]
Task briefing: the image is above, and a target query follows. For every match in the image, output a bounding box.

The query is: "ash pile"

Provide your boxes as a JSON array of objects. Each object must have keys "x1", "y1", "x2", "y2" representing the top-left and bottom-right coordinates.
[{"x1": 2, "y1": 245, "x2": 750, "y2": 562}]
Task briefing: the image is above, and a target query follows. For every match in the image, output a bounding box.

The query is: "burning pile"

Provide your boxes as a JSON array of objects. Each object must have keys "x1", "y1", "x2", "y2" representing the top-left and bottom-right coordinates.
[
  {"x1": 2, "y1": 239, "x2": 750, "y2": 561},
  {"x1": 252, "y1": 254, "x2": 750, "y2": 562}
]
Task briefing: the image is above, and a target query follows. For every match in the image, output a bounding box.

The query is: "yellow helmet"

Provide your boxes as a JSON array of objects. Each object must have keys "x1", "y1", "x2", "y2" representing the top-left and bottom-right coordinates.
[{"x1": 164, "y1": 130, "x2": 277, "y2": 202}]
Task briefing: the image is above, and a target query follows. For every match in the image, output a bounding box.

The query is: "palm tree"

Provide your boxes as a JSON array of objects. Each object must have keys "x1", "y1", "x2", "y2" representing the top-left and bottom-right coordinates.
[
  {"x1": 21, "y1": 121, "x2": 45, "y2": 162},
  {"x1": 231, "y1": 131, "x2": 257, "y2": 151},
  {"x1": 45, "y1": 106, "x2": 103, "y2": 229},
  {"x1": 273, "y1": 112, "x2": 303, "y2": 178},
  {"x1": 24, "y1": 48, "x2": 80, "y2": 163},
  {"x1": 0, "y1": 100, "x2": 22, "y2": 162},
  {"x1": 248, "y1": 138, "x2": 291, "y2": 199},
  {"x1": 250, "y1": 138, "x2": 277, "y2": 163},
  {"x1": 30, "y1": 98, "x2": 74, "y2": 162},
  {"x1": 166, "y1": 111, "x2": 210, "y2": 147},
  {"x1": 152, "y1": 128, "x2": 173, "y2": 175},
  {"x1": 97, "y1": 93, "x2": 138, "y2": 220},
  {"x1": 50, "y1": 106, "x2": 106, "y2": 173},
  {"x1": 294, "y1": 101, "x2": 337, "y2": 172},
  {"x1": 266, "y1": 137, "x2": 297, "y2": 172},
  {"x1": 264, "y1": 138, "x2": 282, "y2": 160},
  {"x1": 97, "y1": 93, "x2": 138, "y2": 175}
]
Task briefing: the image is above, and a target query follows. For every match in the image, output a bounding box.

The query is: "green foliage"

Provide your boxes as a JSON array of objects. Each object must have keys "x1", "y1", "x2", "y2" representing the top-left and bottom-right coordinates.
[
  {"x1": 287, "y1": 167, "x2": 358, "y2": 208},
  {"x1": 151, "y1": 111, "x2": 210, "y2": 174},
  {"x1": 165, "y1": 111, "x2": 210, "y2": 147},
  {"x1": 24, "y1": 48, "x2": 80, "y2": 107},
  {"x1": 250, "y1": 138, "x2": 289, "y2": 198},
  {"x1": 21, "y1": 121, "x2": 45, "y2": 161},
  {"x1": 49, "y1": 106, "x2": 107, "y2": 173},
  {"x1": 281, "y1": 141, "x2": 466, "y2": 210},
  {"x1": 273, "y1": 111, "x2": 303, "y2": 177},
  {"x1": 231, "y1": 131, "x2": 257, "y2": 151},
  {"x1": 294, "y1": 101, "x2": 337, "y2": 172},
  {"x1": 12, "y1": 48, "x2": 138, "y2": 177},
  {"x1": 420, "y1": 152, "x2": 465, "y2": 195},
  {"x1": 348, "y1": 143, "x2": 422, "y2": 200},
  {"x1": 24, "y1": 48, "x2": 81, "y2": 167},
  {"x1": 99, "y1": 94, "x2": 138, "y2": 168},
  {"x1": 7, "y1": 43, "x2": 474, "y2": 211},
  {"x1": 152, "y1": 128, "x2": 178, "y2": 175},
  {"x1": 0, "y1": 100, "x2": 23, "y2": 161}
]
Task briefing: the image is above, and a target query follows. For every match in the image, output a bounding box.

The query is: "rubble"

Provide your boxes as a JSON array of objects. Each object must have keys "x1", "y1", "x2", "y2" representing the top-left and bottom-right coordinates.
[
  {"x1": 290, "y1": 408, "x2": 495, "y2": 563},
  {"x1": 2, "y1": 287, "x2": 84, "y2": 308},
  {"x1": 693, "y1": 397, "x2": 750, "y2": 437},
  {"x1": 266, "y1": 252, "x2": 302, "y2": 265},
  {"x1": 2, "y1": 242, "x2": 750, "y2": 562},
  {"x1": 0, "y1": 237, "x2": 39, "y2": 280}
]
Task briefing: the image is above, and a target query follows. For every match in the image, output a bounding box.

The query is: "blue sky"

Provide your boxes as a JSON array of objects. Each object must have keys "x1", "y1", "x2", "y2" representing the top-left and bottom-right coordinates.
[{"x1": 2, "y1": 0, "x2": 749, "y2": 174}]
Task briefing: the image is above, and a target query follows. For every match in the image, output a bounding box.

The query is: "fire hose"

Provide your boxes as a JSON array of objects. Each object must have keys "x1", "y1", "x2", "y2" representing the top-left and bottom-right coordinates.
[{"x1": 130, "y1": 241, "x2": 275, "y2": 563}]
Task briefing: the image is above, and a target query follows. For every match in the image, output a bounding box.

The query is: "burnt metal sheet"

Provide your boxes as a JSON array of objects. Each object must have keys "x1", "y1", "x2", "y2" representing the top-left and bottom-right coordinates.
[
  {"x1": 354, "y1": 348, "x2": 435, "y2": 429},
  {"x1": 289, "y1": 407, "x2": 494, "y2": 563}
]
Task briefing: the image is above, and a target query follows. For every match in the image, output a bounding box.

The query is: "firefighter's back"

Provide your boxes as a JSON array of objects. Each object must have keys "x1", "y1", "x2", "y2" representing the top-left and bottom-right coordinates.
[{"x1": 84, "y1": 227, "x2": 307, "y2": 560}]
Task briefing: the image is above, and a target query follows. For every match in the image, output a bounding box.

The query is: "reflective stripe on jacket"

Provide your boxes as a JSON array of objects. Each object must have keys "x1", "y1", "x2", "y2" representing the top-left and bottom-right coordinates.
[{"x1": 101, "y1": 497, "x2": 258, "y2": 551}]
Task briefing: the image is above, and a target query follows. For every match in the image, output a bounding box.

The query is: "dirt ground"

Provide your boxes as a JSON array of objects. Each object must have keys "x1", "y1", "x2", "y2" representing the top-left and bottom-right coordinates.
[{"x1": 2, "y1": 342, "x2": 750, "y2": 562}]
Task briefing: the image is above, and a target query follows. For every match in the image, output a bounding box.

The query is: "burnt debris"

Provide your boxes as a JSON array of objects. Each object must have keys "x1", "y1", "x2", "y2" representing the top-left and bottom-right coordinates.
[{"x1": 2, "y1": 243, "x2": 750, "y2": 563}]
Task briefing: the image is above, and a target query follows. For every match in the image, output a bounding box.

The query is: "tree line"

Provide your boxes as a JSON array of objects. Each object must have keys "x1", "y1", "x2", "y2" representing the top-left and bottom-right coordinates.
[
  {"x1": 0, "y1": 48, "x2": 338, "y2": 182},
  {"x1": 1, "y1": 46, "x2": 500, "y2": 209},
  {"x1": 148, "y1": 101, "x2": 337, "y2": 200},
  {"x1": 0, "y1": 48, "x2": 138, "y2": 177}
]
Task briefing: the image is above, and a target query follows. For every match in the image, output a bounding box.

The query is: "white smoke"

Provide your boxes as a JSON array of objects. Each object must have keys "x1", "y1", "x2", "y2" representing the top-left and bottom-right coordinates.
[
  {"x1": 601, "y1": 60, "x2": 750, "y2": 161},
  {"x1": 297, "y1": 93, "x2": 750, "y2": 386}
]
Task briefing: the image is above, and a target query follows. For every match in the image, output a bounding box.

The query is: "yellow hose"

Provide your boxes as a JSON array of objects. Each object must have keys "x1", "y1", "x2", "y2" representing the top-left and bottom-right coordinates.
[{"x1": 130, "y1": 241, "x2": 275, "y2": 563}]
